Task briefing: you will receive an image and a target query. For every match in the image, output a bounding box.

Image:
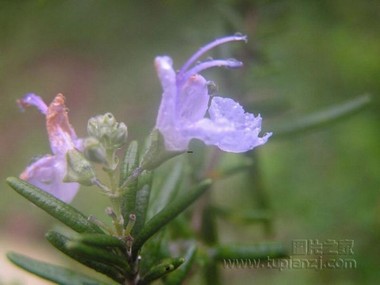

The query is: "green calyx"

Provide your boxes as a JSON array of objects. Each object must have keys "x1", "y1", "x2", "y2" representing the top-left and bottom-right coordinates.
[{"x1": 64, "y1": 149, "x2": 96, "y2": 186}]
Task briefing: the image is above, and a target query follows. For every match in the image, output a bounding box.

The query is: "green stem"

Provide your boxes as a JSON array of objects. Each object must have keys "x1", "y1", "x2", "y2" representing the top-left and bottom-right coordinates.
[
  {"x1": 104, "y1": 148, "x2": 127, "y2": 236},
  {"x1": 110, "y1": 197, "x2": 124, "y2": 236},
  {"x1": 106, "y1": 149, "x2": 118, "y2": 193}
]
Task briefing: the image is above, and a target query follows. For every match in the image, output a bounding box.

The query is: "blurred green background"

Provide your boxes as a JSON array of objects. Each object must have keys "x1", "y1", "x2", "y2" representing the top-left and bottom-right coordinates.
[{"x1": 1, "y1": 1, "x2": 379, "y2": 284}]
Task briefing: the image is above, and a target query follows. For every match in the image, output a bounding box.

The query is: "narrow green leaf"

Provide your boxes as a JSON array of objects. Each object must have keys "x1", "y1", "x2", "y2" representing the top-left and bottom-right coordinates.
[
  {"x1": 214, "y1": 207, "x2": 272, "y2": 224},
  {"x1": 165, "y1": 244, "x2": 197, "y2": 285},
  {"x1": 120, "y1": 141, "x2": 140, "y2": 224},
  {"x1": 7, "y1": 252, "x2": 112, "y2": 285},
  {"x1": 273, "y1": 94, "x2": 371, "y2": 138},
  {"x1": 121, "y1": 182, "x2": 139, "y2": 227},
  {"x1": 46, "y1": 231, "x2": 125, "y2": 283},
  {"x1": 6, "y1": 177, "x2": 103, "y2": 233},
  {"x1": 138, "y1": 257, "x2": 184, "y2": 285},
  {"x1": 77, "y1": 233, "x2": 125, "y2": 249},
  {"x1": 213, "y1": 243, "x2": 288, "y2": 260},
  {"x1": 132, "y1": 179, "x2": 212, "y2": 256},
  {"x1": 133, "y1": 171, "x2": 153, "y2": 236},
  {"x1": 66, "y1": 241, "x2": 131, "y2": 275},
  {"x1": 119, "y1": 140, "x2": 139, "y2": 186}
]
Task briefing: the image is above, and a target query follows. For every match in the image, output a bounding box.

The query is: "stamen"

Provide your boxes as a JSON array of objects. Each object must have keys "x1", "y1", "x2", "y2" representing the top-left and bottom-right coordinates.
[
  {"x1": 17, "y1": 93, "x2": 48, "y2": 114},
  {"x1": 178, "y1": 34, "x2": 247, "y2": 77},
  {"x1": 181, "y1": 59, "x2": 243, "y2": 81}
]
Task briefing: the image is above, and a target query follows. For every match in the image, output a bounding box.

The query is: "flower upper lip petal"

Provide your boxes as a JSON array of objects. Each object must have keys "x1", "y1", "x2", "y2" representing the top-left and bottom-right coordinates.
[
  {"x1": 18, "y1": 93, "x2": 81, "y2": 203},
  {"x1": 46, "y1": 94, "x2": 79, "y2": 154}
]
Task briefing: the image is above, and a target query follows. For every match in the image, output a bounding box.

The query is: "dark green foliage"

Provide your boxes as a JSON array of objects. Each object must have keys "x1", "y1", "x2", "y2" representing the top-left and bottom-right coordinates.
[
  {"x1": 132, "y1": 179, "x2": 212, "y2": 256},
  {"x1": 46, "y1": 231, "x2": 125, "y2": 283}
]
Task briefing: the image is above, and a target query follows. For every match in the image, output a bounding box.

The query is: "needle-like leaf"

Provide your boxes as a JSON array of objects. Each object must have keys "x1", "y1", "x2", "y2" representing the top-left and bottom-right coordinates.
[
  {"x1": 272, "y1": 94, "x2": 371, "y2": 138},
  {"x1": 7, "y1": 252, "x2": 114, "y2": 285},
  {"x1": 6, "y1": 177, "x2": 102, "y2": 233}
]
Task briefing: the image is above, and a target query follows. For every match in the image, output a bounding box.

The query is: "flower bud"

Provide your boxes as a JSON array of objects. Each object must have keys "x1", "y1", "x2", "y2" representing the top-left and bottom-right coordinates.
[
  {"x1": 83, "y1": 137, "x2": 107, "y2": 164},
  {"x1": 87, "y1": 113, "x2": 128, "y2": 150},
  {"x1": 64, "y1": 149, "x2": 96, "y2": 186}
]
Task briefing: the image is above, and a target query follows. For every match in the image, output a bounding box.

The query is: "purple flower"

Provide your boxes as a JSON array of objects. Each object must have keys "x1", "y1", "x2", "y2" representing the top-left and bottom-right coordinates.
[
  {"x1": 18, "y1": 94, "x2": 82, "y2": 203},
  {"x1": 154, "y1": 35, "x2": 272, "y2": 153}
]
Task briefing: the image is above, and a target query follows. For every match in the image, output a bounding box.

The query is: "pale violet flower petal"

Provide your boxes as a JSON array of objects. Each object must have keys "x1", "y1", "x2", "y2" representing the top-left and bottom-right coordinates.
[
  {"x1": 154, "y1": 57, "x2": 176, "y2": 132},
  {"x1": 184, "y1": 97, "x2": 272, "y2": 152},
  {"x1": 17, "y1": 93, "x2": 48, "y2": 114},
  {"x1": 154, "y1": 56, "x2": 187, "y2": 150},
  {"x1": 19, "y1": 94, "x2": 81, "y2": 203},
  {"x1": 177, "y1": 74, "x2": 209, "y2": 123},
  {"x1": 20, "y1": 155, "x2": 79, "y2": 203},
  {"x1": 46, "y1": 94, "x2": 80, "y2": 155},
  {"x1": 154, "y1": 35, "x2": 271, "y2": 153}
]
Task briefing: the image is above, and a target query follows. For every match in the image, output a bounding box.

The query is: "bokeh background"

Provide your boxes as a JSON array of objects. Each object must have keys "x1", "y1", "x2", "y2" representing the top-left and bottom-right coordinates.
[{"x1": 1, "y1": 1, "x2": 379, "y2": 284}]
